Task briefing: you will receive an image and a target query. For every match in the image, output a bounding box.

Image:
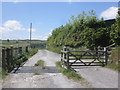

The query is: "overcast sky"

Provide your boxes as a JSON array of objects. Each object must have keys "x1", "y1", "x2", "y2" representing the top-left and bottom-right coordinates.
[{"x1": 1, "y1": 1, "x2": 119, "y2": 40}]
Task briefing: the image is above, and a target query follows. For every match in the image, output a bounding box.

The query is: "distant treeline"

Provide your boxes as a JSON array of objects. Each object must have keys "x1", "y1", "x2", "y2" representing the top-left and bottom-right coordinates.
[{"x1": 47, "y1": 10, "x2": 120, "y2": 50}]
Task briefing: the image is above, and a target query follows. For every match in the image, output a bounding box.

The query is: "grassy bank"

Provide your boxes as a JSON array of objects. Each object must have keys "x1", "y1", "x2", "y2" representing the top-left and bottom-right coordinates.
[
  {"x1": 47, "y1": 46, "x2": 62, "y2": 54},
  {"x1": 56, "y1": 61, "x2": 90, "y2": 86},
  {"x1": 104, "y1": 46, "x2": 120, "y2": 72}
]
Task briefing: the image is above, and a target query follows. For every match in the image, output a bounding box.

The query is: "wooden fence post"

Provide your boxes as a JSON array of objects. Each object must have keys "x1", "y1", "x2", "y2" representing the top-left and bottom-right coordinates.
[
  {"x1": 66, "y1": 48, "x2": 70, "y2": 69},
  {"x1": 18, "y1": 47, "x2": 22, "y2": 56},
  {"x1": 104, "y1": 47, "x2": 108, "y2": 65},
  {"x1": 6, "y1": 48, "x2": 11, "y2": 72},
  {"x1": 2, "y1": 49, "x2": 6, "y2": 71},
  {"x1": 10, "y1": 47, "x2": 14, "y2": 69},
  {"x1": 63, "y1": 46, "x2": 70, "y2": 68},
  {"x1": 61, "y1": 50, "x2": 63, "y2": 62},
  {"x1": 63, "y1": 46, "x2": 67, "y2": 60},
  {"x1": 26, "y1": 46, "x2": 28, "y2": 52}
]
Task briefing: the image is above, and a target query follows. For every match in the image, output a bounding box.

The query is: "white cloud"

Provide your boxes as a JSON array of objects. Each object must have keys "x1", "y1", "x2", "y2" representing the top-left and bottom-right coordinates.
[
  {"x1": 100, "y1": 7, "x2": 118, "y2": 20},
  {"x1": 0, "y1": 20, "x2": 37, "y2": 34},
  {"x1": 0, "y1": 27, "x2": 11, "y2": 33},
  {"x1": 3, "y1": 20, "x2": 25, "y2": 31},
  {"x1": 0, "y1": 20, "x2": 26, "y2": 33}
]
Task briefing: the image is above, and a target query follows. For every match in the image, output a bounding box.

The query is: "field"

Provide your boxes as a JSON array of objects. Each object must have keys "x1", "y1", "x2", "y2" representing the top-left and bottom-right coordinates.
[{"x1": 0, "y1": 40, "x2": 46, "y2": 48}]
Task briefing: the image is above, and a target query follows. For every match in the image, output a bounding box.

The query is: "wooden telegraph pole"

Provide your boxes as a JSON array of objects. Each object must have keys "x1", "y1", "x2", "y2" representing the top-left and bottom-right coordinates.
[{"x1": 30, "y1": 23, "x2": 32, "y2": 48}]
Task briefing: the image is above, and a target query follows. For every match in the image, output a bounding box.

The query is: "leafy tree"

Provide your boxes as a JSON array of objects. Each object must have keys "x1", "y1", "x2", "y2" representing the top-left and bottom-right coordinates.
[{"x1": 47, "y1": 10, "x2": 116, "y2": 50}]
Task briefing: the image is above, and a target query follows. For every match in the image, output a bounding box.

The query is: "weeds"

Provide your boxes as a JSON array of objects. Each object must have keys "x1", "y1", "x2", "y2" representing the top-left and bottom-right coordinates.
[
  {"x1": 1, "y1": 68, "x2": 8, "y2": 79},
  {"x1": 56, "y1": 61, "x2": 92, "y2": 87},
  {"x1": 35, "y1": 60, "x2": 45, "y2": 66},
  {"x1": 34, "y1": 73, "x2": 42, "y2": 75},
  {"x1": 104, "y1": 46, "x2": 120, "y2": 72},
  {"x1": 56, "y1": 61, "x2": 83, "y2": 81}
]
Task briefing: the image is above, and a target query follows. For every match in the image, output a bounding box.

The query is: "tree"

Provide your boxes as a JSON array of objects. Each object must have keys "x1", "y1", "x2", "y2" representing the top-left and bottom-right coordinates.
[
  {"x1": 7, "y1": 39, "x2": 9, "y2": 42},
  {"x1": 47, "y1": 10, "x2": 116, "y2": 50}
]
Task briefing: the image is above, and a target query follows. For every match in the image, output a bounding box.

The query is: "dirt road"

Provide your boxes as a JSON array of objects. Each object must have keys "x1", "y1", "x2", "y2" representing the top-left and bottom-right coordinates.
[
  {"x1": 2, "y1": 49, "x2": 118, "y2": 88},
  {"x1": 2, "y1": 50, "x2": 85, "y2": 88},
  {"x1": 76, "y1": 66, "x2": 118, "y2": 88}
]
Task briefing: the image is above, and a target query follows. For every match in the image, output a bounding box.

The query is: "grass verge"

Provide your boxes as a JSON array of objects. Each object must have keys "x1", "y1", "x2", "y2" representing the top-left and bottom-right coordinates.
[
  {"x1": 56, "y1": 61, "x2": 91, "y2": 86},
  {"x1": 34, "y1": 73, "x2": 43, "y2": 75},
  {"x1": 104, "y1": 46, "x2": 120, "y2": 72},
  {"x1": 34, "y1": 60, "x2": 45, "y2": 66},
  {"x1": 46, "y1": 46, "x2": 62, "y2": 54},
  {"x1": 1, "y1": 68, "x2": 8, "y2": 79}
]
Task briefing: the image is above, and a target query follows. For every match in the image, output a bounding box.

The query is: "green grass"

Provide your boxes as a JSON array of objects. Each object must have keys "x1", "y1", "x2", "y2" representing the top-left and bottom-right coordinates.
[
  {"x1": 103, "y1": 46, "x2": 120, "y2": 72},
  {"x1": 104, "y1": 62, "x2": 120, "y2": 72},
  {"x1": 34, "y1": 73, "x2": 43, "y2": 75},
  {"x1": 55, "y1": 61, "x2": 92, "y2": 87},
  {"x1": 56, "y1": 61, "x2": 84, "y2": 81},
  {"x1": 1, "y1": 40, "x2": 46, "y2": 48},
  {"x1": 47, "y1": 46, "x2": 62, "y2": 54},
  {"x1": 1, "y1": 68, "x2": 8, "y2": 79},
  {"x1": 15, "y1": 48, "x2": 38, "y2": 66},
  {"x1": 34, "y1": 60, "x2": 45, "y2": 66},
  {"x1": 58, "y1": 68, "x2": 84, "y2": 81},
  {"x1": 56, "y1": 61, "x2": 91, "y2": 87}
]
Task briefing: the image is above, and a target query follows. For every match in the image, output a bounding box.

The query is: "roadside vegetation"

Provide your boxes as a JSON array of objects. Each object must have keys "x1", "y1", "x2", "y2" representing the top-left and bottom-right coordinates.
[
  {"x1": 56, "y1": 61, "x2": 90, "y2": 86},
  {"x1": 1, "y1": 40, "x2": 46, "y2": 79},
  {"x1": 1, "y1": 48, "x2": 39, "y2": 79},
  {"x1": 47, "y1": 10, "x2": 119, "y2": 52},
  {"x1": 34, "y1": 60, "x2": 45, "y2": 66},
  {"x1": 56, "y1": 61, "x2": 83, "y2": 81},
  {"x1": 34, "y1": 73, "x2": 43, "y2": 75},
  {"x1": 47, "y1": 9, "x2": 120, "y2": 72},
  {"x1": 105, "y1": 46, "x2": 120, "y2": 72}
]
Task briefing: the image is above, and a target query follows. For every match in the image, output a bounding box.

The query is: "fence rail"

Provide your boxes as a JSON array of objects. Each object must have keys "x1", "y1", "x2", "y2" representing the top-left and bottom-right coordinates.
[
  {"x1": 2, "y1": 46, "x2": 29, "y2": 72},
  {"x1": 61, "y1": 46, "x2": 108, "y2": 69}
]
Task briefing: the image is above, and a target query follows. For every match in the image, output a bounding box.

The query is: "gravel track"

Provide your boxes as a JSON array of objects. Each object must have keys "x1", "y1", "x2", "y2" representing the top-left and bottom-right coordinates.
[
  {"x1": 76, "y1": 66, "x2": 118, "y2": 88},
  {"x1": 2, "y1": 50, "x2": 85, "y2": 88},
  {"x1": 2, "y1": 49, "x2": 118, "y2": 88}
]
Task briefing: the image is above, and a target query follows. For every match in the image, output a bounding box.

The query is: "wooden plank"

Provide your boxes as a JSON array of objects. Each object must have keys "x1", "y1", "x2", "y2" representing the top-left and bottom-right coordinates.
[
  {"x1": 61, "y1": 46, "x2": 108, "y2": 68},
  {"x1": 69, "y1": 55, "x2": 96, "y2": 56},
  {"x1": 69, "y1": 50, "x2": 105, "y2": 53},
  {"x1": 69, "y1": 62, "x2": 105, "y2": 64},
  {"x1": 61, "y1": 50, "x2": 69, "y2": 53},
  {"x1": 70, "y1": 64, "x2": 104, "y2": 66}
]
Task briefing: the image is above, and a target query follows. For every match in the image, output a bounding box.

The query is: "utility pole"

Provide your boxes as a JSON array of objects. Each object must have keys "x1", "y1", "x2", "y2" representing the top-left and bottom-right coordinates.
[{"x1": 30, "y1": 23, "x2": 32, "y2": 47}]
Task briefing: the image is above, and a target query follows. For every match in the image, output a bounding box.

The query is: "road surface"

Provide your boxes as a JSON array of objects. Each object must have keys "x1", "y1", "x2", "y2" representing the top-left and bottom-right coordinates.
[{"x1": 2, "y1": 49, "x2": 118, "y2": 88}]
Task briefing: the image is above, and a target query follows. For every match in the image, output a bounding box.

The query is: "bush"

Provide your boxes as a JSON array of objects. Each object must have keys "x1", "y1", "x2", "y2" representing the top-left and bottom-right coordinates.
[
  {"x1": 34, "y1": 60, "x2": 45, "y2": 66},
  {"x1": 106, "y1": 46, "x2": 120, "y2": 72}
]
